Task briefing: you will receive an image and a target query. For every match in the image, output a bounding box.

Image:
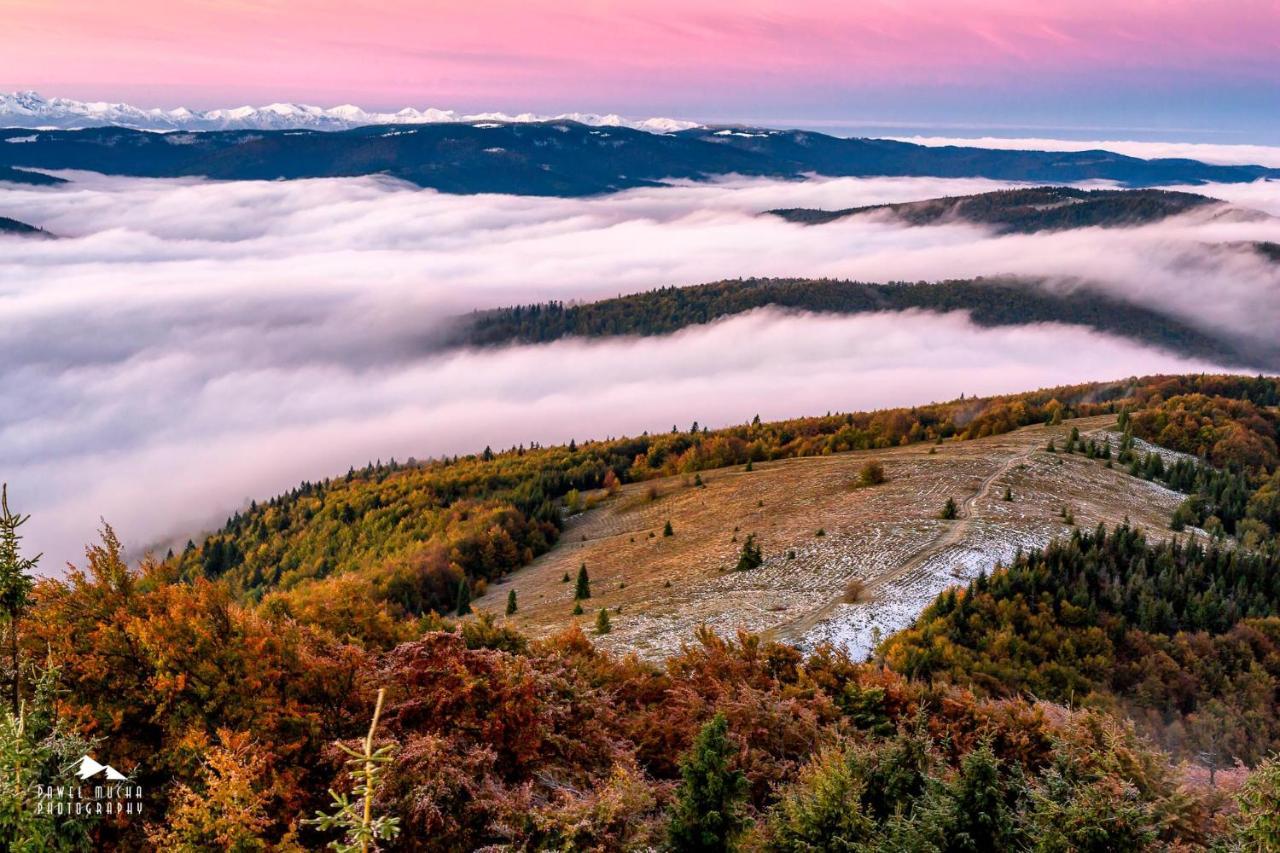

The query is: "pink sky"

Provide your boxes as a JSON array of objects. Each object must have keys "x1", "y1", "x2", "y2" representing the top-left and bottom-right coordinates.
[{"x1": 3, "y1": 0, "x2": 1279, "y2": 132}]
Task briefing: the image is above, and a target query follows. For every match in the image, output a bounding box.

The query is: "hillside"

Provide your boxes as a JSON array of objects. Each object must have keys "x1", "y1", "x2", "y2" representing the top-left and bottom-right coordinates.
[
  {"x1": 13, "y1": 371, "x2": 1280, "y2": 849},
  {"x1": 451, "y1": 276, "x2": 1274, "y2": 370},
  {"x1": 0, "y1": 215, "x2": 52, "y2": 237},
  {"x1": 0, "y1": 164, "x2": 64, "y2": 185},
  {"x1": 167, "y1": 374, "x2": 1278, "y2": 625},
  {"x1": 768, "y1": 186, "x2": 1230, "y2": 231},
  {"x1": 472, "y1": 415, "x2": 1186, "y2": 659},
  {"x1": 2, "y1": 124, "x2": 1277, "y2": 196}
]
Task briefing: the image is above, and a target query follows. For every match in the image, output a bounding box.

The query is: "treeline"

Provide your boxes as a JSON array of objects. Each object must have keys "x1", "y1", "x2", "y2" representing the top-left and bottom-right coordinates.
[
  {"x1": 769, "y1": 186, "x2": 1218, "y2": 233},
  {"x1": 452, "y1": 276, "x2": 1256, "y2": 367},
  {"x1": 1126, "y1": 390, "x2": 1279, "y2": 471}
]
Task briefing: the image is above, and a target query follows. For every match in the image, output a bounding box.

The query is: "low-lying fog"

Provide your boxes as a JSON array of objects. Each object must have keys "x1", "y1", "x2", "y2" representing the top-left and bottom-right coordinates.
[{"x1": 1, "y1": 172, "x2": 1276, "y2": 567}]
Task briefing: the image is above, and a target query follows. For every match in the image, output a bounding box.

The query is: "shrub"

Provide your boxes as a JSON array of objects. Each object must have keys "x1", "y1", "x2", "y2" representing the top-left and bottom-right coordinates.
[{"x1": 859, "y1": 460, "x2": 887, "y2": 487}]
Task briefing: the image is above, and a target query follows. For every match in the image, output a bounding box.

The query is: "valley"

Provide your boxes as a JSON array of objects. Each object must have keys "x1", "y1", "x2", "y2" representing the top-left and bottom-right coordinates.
[{"x1": 474, "y1": 415, "x2": 1188, "y2": 659}]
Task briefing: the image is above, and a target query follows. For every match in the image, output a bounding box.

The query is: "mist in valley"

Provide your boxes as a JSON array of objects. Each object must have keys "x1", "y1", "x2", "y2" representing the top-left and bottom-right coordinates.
[{"x1": 1, "y1": 170, "x2": 1277, "y2": 567}]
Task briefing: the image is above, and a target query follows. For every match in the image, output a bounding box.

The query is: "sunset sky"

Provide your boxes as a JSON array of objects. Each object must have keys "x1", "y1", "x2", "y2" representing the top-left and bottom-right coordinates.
[{"x1": 3, "y1": 0, "x2": 1279, "y2": 139}]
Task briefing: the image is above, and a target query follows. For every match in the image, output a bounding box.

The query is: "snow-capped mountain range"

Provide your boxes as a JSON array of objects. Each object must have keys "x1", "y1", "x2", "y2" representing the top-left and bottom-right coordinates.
[{"x1": 0, "y1": 91, "x2": 700, "y2": 134}]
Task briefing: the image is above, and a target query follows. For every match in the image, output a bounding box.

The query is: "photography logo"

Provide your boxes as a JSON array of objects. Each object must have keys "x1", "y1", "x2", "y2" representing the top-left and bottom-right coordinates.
[{"x1": 36, "y1": 755, "x2": 144, "y2": 817}]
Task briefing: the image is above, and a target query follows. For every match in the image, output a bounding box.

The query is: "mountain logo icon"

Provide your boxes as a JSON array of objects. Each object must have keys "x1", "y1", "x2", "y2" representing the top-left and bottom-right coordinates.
[{"x1": 74, "y1": 755, "x2": 129, "y2": 781}]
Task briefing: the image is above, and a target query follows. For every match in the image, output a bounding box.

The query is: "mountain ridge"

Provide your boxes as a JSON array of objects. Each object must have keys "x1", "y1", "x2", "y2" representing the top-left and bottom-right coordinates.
[
  {"x1": 3, "y1": 122, "x2": 1277, "y2": 196},
  {"x1": 0, "y1": 90, "x2": 699, "y2": 134}
]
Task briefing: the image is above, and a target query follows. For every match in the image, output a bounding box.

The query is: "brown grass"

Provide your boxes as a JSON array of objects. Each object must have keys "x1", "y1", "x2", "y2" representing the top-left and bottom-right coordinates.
[{"x1": 471, "y1": 415, "x2": 1187, "y2": 660}]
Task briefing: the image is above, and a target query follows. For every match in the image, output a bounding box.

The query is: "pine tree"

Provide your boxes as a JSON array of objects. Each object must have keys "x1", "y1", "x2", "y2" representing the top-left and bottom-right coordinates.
[
  {"x1": 941, "y1": 498, "x2": 958, "y2": 520},
  {"x1": 572, "y1": 601, "x2": 584, "y2": 616},
  {"x1": 668, "y1": 713, "x2": 747, "y2": 852},
  {"x1": 945, "y1": 743, "x2": 1017, "y2": 852},
  {"x1": 664, "y1": 520, "x2": 674, "y2": 537},
  {"x1": 0, "y1": 486, "x2": 37, "y2": 715},
  {"x1": 734, "y1": 534, "x2": 763, "y2": 572},
  {"x1": 454, "y1": 579, "x2": 471, "y2": 616},
  {"x1": 595, "y1": 608, "x2": 611, "y2": 635},
  {"x1": 744, "y1": 460, "x2": 754, "y2": 472},
  {"x1": 505, "y1": 589, "x2": 517, "y2": 616},
  {"x1": 575, "y1": 563, "x2": 591, "y2": 599},
  {"x1": 306, "y1": 688, "x2": 400, "y2": 852},
  {"x1": 1003, "y1": 486, "x2": 1013, "y2": 501}
]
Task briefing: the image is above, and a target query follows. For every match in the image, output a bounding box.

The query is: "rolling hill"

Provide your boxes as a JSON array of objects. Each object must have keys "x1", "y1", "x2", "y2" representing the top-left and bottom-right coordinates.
[
  {"x1": 2, "y1": 124, "x2": 1277, "y2": 196},
  {"x1": 471, "y1": 414, "x2": 1186, "y2": 660},
  {"x1": 448, "y1": 276, "x2": 1278, "y2": 370},
  {"x1": 767, "y1": 186, "x2": 1233, "y2": 231}
]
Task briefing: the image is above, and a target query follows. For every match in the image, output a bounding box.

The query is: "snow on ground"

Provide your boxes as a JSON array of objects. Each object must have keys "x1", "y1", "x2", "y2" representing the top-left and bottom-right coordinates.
[{"x1": 802, "y1": 528, "x2": 1045, "y2": 660}]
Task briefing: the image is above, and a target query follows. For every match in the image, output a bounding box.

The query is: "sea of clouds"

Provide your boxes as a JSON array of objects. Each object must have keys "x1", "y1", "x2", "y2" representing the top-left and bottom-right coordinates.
[{"x1": 2, "y1": 171, "x2": 1278, "y2": 567}]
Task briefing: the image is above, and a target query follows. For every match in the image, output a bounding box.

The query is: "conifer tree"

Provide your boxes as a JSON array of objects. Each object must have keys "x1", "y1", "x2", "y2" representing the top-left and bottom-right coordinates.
[
  {"x1": 667, "y1": 713, "x2": 747, "y2": 852},
  {"x1": 664, "y1": 520, "x2": 674, "y2": 537},
  {"x1": 575, "y1": 563, "x2": 591, "y2": 599},
  {"x1": 454, "y1": 579, "x2": 471, "y2": 616},
  {"x1": 734, "y1": 534, "x2": 763, "y2": 572},
  {"x1": 944, "y1": 743, "x2": 1017, "y2": 852},
  {"x1": 1003, "y1": 486, "x2": 1013, "y2": 501},
  {"x1": 941, "y1": 498, "x2": 958, "y2": 520},
  {"x1": 595, "y1": 608, "x2": 611, "y2": 635},
  {"x1": 572, "y1": 601, "x2": 583, "y2": 616},
  {"x1": 505, "y1": 589, "x2": 517, "y2": 616},
  {"x1": 0, "y1": 486, "x2": 36, "y2": 715}
]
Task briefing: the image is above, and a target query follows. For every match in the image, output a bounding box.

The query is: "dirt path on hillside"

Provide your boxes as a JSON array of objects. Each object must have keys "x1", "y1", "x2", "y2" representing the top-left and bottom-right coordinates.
[{"x1": 775, "y1": 441, "x2": 1035, "y2": 643}]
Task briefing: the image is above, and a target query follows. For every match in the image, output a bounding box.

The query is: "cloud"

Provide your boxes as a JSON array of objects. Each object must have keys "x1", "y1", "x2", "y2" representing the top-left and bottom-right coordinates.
[{"x1": 0, "y1": 172, "x2": 1275, "y2": 568}]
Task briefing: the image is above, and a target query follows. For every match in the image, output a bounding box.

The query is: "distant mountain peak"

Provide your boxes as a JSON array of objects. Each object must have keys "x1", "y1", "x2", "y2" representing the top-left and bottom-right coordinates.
[{"x1": 0, "y1": 91, "x2": 702, "y2": 135}]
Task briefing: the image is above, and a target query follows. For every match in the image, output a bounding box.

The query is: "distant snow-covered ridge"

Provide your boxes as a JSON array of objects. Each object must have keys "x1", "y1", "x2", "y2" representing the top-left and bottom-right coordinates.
[{"x1": 0, "y1": 91, "x2": 701, "y2": 134}]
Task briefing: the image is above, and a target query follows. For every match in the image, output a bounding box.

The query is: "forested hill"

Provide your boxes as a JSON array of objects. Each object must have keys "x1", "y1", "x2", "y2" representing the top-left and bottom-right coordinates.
[
  {"x1": 2, "y1": 124, "x2": 1278, "y2": 195},
  {"x1": 0, "y1": 215, "x2": 52, "y2": 237},
  {"x1": 449, "y1": 276, "x2": 1273, "y2": 369},
  {"x1": 768, "y1": 186, "x2": 1229, "y2": 231},
  {"x1": 0, "y1": 164, "x2": 64, "y2": 186}
]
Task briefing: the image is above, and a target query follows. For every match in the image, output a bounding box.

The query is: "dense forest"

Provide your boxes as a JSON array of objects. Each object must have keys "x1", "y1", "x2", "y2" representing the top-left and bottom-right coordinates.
[
  {"x1": 884, "y1": 526, "x2": 1280, "y2": 765},
  {"x1": 451, "y1": 276, "x2": 1266, "y2": 369},
  {"x1": 2, "y1": 372, "x2": 1280, "y2": 850},
  {"x1": 768, "y1": 186, "x2": 1222, "y2": 232}
]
